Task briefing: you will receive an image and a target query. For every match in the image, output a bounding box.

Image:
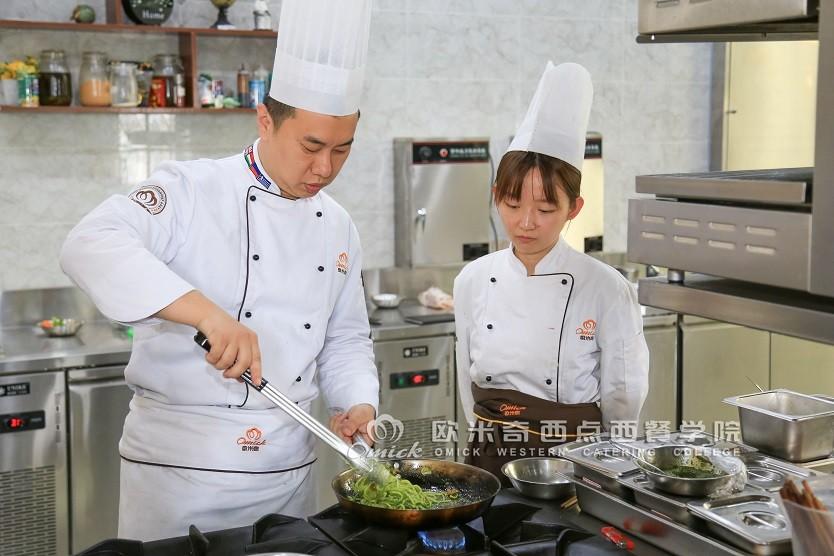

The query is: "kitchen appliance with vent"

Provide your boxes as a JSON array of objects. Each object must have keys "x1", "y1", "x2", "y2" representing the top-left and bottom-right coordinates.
[
  {"x1": 0, "y1": 370, "x2": 68, "y2": 556},
  {"x1": 629, "y1": 0, "x2": 834, "y2": 345}
]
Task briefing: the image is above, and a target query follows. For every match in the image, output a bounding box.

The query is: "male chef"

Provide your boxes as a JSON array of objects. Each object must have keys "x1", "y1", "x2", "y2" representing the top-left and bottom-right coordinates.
[{"x1": 59, "y1": 0, "x2": 378, "y2": 541}]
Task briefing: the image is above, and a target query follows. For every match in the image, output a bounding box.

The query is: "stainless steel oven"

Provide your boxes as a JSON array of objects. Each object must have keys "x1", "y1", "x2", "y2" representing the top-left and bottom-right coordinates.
[{"x1": 0, "y1": 370, "x2": 69, "y2": 556}]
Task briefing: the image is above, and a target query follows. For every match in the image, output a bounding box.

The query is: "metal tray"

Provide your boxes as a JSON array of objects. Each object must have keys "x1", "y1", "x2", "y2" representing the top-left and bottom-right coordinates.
[
  {"x1": 571, "y1": 475, "x2": 747, "y2": 556},
  {"x1": 741, "y1": 452, "x2": 817, "y2": 491},
  {"x1": 687, "y1": 495, "x2": 793, "y2": 555},
  {"x1": 725, "y1": 390, "x2": 834, "y2": 462},
  {"x1": 618, "y1": 472, "x2": 705, "y2": 528},
  {"x1": 560, "y1": 441, "x2": 639, "y2": 498}
]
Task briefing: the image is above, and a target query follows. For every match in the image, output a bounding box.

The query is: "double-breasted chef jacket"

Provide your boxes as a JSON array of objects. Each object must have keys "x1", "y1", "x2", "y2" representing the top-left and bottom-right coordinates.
[
  {"x1": 454, "y1": 238, "x2": 650, "y2": 434},
  {"x1": 60, "y1": 138, "x2": 379, "y2": 476}
]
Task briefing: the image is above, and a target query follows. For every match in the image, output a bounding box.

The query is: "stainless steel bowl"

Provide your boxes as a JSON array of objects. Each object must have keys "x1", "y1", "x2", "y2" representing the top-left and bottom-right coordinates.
[
  {"x1": 636, "y1": 445, "x2": 746, "y2": 497},
  {"x1": 371, "y1": 293, "x2": 402, "y2": 309},
  {"x1": 39, "y1": 318, "x2": 84, "y2": 337},
  {"x1": 501, "y1": 457, "x2": 575, "y2": 500}
]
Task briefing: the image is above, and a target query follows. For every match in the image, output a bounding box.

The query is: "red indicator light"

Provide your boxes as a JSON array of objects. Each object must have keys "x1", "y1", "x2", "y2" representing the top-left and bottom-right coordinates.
[
  {"x1": 411, "y1": 374, "x2": 425, "y2": 385},
  {"x1": 7, "y1": 417, "x2": 25, "y2": 429}
]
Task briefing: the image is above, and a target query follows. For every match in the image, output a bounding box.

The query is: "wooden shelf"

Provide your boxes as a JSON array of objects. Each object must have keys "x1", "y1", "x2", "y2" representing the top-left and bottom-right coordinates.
[
  {"x1": 0, "y1": 19, "x2": 277, "y2": 39},
  {"x1": 0, "y1": 3, "x2": 275, "y2": 112},
  {"x1": 0, "y1": 105, "x2": 256, "y2": 114}
]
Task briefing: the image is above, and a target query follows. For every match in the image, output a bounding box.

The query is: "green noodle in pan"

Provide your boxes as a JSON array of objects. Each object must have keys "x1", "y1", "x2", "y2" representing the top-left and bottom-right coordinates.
[{"x1": 349, "y1": 472, "x2": 461, "y2": 510}]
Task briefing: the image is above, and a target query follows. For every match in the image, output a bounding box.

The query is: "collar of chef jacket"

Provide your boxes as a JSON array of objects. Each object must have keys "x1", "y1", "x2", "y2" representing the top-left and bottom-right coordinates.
[{"x1": 505, "y1": 236, "x2": 570, "y2": 276}]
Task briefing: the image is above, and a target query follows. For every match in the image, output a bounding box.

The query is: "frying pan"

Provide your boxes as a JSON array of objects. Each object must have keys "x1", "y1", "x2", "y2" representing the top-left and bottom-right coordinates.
[{"x1": 332, "y1": 458, "x2": 501, "y2": 529}]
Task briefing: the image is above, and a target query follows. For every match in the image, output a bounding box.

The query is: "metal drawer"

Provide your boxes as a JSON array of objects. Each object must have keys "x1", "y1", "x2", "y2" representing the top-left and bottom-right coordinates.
[{"x1": 627, "y1": 198, "x2": 811, "y2": 290}]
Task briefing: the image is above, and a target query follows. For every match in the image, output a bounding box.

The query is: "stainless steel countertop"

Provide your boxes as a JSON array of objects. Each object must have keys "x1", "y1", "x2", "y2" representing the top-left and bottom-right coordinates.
[
  {"x1": 0, "y1": 300, "x2": 672, "y2": 376},
  {"x1": 0, "y1": 302, "x2": 456, "y2": 376},
  {"x1": 0, "y1": 321, "x2": 132, "y2": 375}
]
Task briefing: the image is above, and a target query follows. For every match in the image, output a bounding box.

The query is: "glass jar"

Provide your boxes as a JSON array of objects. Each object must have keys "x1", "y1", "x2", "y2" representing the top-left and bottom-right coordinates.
[
  {"x1": 38, "y1": 49, "x2": 72, "y2": 106},
  {"x1": 109, "y1": 62, "x2": 139, "y2": 107},
  {"x1": 79, "y1": 52, "x2": 111, "y2": 107},
  {"x1": 151, "y1": 54, "x2": 185, "y2": 108},
  {"x1": 135, "y1": 62, "x2": 154, "y2": 107}
]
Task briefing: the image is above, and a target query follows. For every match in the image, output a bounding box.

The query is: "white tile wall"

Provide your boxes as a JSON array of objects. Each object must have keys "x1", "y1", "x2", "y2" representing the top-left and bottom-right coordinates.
[{"x1": 0, "y1": 0, "x2": 711, "y2": 291}]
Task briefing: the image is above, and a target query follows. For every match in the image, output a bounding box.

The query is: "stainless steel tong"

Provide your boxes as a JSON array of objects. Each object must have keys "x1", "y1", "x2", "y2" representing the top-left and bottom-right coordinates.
[{"x1": 193, "y1": 332, "x2": 385, "y2": 479}]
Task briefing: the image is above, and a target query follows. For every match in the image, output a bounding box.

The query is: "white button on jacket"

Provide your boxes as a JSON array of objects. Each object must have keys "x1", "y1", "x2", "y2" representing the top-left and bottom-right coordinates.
[{"x1": 454, "y1": 239, "x2": 649, "y2": 431}]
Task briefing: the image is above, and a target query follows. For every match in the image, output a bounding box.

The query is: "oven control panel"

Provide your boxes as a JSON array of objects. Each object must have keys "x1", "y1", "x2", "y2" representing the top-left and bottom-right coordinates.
[
  {"x1": 0, "y1": 410, "x2": 46, "y2": 434},
  {"x1": 389, "y1": 369, "x2": 439, "y2": 389}
]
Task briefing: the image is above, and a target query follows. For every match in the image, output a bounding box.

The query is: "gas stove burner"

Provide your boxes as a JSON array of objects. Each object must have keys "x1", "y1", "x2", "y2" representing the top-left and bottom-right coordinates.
[
  {"x1": 417, "y1": 528, "x2": 466, "y2": 554},
  {"x1": 740, "y1": 511, "x2": 788, "y2": 531},
  {"x1": 746, "y1": 467, "x2": 786, "y2": 490}
]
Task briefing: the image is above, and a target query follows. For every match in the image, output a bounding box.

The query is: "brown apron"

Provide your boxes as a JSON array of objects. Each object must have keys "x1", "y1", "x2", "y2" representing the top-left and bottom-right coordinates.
[{"x1": 465, "y1": 384, "x2": 602, "y2": 486}]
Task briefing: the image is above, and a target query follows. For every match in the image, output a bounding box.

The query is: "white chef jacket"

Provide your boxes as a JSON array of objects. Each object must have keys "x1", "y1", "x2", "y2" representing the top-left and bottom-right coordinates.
[
  {"x1": 454, "y1": 239, "x2": 649, "y2": 430},
  {"x1": 60, "y1": 139, "x2": 379, "y2": 474}
]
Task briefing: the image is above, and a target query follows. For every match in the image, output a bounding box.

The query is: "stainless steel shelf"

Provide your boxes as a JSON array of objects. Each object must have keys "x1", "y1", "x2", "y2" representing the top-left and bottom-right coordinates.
[
  {"x1": 638, "y1": 275, "x2": 834, "y2": 345},
  {"x1": 636, "y1": 22, "x2": 817, "y2": 43},
  {"x1": 636, "y1": 168, "x2": 812, "y2": 206}
]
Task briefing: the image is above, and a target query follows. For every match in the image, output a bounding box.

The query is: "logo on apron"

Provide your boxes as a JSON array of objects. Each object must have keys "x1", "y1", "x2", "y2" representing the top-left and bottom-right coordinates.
[
  {"x1": 575, "y1": 319, "x2": 596, "y2": 341},
  {"x1": 498, "y1": 403, "x2": 526, "y2": 417},
  {"x1": 337, "y1": 252, "x2": 349, "y2": 275},
  {"x1": 237, "y1": 426, "x2": 267, "y2": 452},
  {"x1": 128, "y1": 185, "x2": 167, "y2": 215}
]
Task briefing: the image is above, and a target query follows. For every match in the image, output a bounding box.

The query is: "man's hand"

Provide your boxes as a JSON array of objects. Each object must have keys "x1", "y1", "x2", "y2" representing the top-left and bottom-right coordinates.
[
  {"x1": 156, "y1": 290, "x2": 263, "y2": 385},
  {"x1": 329, "y1": 404, "x2": 376, "y2": 445},
  {"x1": 197, "y1": 311, "x2": 262, "y2": 385}
]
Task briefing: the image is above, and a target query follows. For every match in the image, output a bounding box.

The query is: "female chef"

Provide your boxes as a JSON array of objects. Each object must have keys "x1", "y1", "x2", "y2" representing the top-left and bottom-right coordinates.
[
  {"x1": 454, "y1": 62, "x2": 649, "y2": 482},
  {"x1": 59, "y1": 0, "x2": 378, "y2": 541}
]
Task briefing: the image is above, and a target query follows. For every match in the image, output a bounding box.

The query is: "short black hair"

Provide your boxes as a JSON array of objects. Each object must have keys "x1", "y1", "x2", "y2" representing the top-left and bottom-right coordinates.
[
  {"x1": 263, "y1": 96, "x2": 296, "y2": 129},
  {"x1": 263, "y1": 96, "x2": 361, "y2": 130}
]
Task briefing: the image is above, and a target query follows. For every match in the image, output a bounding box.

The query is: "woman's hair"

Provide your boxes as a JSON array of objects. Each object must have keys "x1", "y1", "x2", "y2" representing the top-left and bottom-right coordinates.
[{"x1": 493, "y1": 151, "x2": 581, "y2": 208}]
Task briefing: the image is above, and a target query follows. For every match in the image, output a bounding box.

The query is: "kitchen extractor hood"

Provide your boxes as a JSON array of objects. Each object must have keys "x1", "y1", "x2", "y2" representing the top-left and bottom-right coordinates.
[{"x1": 637, "y1": 0, "x2": 819, "y2": 42}]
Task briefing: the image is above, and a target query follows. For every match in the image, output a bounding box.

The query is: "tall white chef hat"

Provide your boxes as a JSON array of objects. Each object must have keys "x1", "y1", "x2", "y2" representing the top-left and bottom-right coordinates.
[
  {"x1": 507, "y1": 61, "x2": 593, "y2": 171},
  {"x1": 269, "y1": 0, "x2": 373, "y2": 116}
]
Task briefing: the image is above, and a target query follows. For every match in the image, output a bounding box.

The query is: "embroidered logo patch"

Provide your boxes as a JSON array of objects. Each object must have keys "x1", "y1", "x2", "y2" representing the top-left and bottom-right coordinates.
[
  {"x1": 576, "y1": 319, "x2": 596, "y2": 341},
  {"x1": 129, "y1": 185, "x2": 167, "y2": 215},
  {"x1": 499, "y1": 403, "x2": 526, "y2": 417},
  {"x1": 237, "y1": 426, "x2": 267, "y2": 452},
  {"x1": 337, "y1": 252, "x2": 349, "y2": 275}
]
